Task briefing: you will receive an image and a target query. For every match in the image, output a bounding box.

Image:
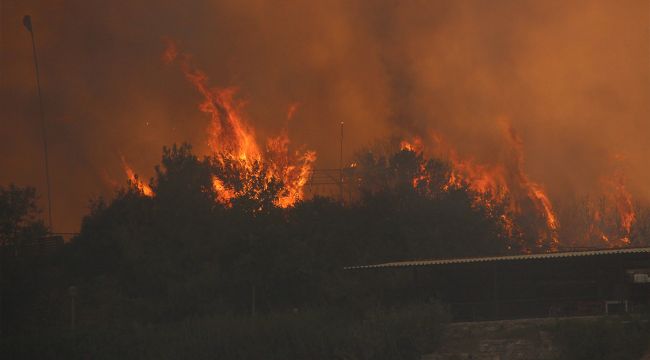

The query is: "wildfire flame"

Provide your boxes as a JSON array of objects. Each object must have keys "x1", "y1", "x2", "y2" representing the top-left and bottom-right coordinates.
[
  {"x1": 399, "y1": 119, "x2": 640, "y2": 251},
  {"x1": 400, "y1": 138, "x2": 422, "y2": 153},
  {"x1": 587, "y1": 173, "x2": 635, "y2": 246},
  {"x1": 401, "y1": 120, "x2": 560, "y2": 251},
  {"x1": 121, "y1": 156, "x2": 153, "y2": 197},
  {"x1": 124, "y1": 39, "x2": 315, "y2": 208},
  {"x1": 120, "y1": 41, "x2": 637, "y2": 250},
  {"x1": 502, "y1": 123, "x2": 559, "y2": 247}
]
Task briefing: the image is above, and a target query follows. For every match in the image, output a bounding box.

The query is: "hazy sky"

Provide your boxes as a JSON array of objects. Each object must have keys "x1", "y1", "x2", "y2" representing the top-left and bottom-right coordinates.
[{"x1": 2, "y1": 0, "x2": 649, "y2": 232}]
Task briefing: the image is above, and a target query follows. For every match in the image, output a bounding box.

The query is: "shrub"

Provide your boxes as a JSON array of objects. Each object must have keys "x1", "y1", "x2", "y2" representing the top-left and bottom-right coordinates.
[{"x1": 0, "y1": 303, "x2": 448, "y2": 360}]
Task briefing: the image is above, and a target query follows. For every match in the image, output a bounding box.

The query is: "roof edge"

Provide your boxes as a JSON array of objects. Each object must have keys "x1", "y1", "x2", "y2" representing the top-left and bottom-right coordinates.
[{"x1": 344, "y1": 247, "x2": 650, "y2": 270}]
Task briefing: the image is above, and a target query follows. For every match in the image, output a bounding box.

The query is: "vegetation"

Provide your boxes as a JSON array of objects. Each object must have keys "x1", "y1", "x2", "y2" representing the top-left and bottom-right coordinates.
[
  {"x1": 0, "y1": 143, "x2": 526, "y2": 358},
  {"x1": 61, "y1": 144, "x2": 509, "y2": 321},
  {"x1": 0, "y1": 184, "x2": 47, "y2": 249},
  {"x1": 2, "y1": 303, "x2": 448, "y2": 359}
]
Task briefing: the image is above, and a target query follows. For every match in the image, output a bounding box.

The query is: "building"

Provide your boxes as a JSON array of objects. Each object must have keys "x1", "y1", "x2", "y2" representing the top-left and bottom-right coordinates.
[{"x1": 345, "y1": 247, "x2": 650, "y2": 321}]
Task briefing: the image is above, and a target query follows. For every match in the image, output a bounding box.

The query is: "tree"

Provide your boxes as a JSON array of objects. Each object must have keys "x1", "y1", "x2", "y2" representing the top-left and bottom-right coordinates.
[
  {"x1": 351, "y1": 148, "x2": 508, "y2": 261},
  {"x1": 211, "y1": 154, "x2": 284, "y2": 215},
  {"x1": 0, "y1": 184, "x2": 47, "y2": 251},
  {"x1": 66, "y1": 142, "x2": 514, "y2": 322},
  {"x1": 0, "y1": 185, "x2": 52, "y2": 336}
]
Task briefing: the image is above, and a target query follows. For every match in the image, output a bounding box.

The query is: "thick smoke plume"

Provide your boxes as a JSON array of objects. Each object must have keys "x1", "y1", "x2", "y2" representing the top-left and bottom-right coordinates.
[{"x1": 1, "y1": 1, "x2": 649, "y2": 236}]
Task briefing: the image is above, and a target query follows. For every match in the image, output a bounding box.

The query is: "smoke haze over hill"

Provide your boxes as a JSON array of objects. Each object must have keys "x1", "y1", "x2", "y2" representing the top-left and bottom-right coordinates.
[{"x1": 2, "y1": 0, "x2": 649, "y2": 233}]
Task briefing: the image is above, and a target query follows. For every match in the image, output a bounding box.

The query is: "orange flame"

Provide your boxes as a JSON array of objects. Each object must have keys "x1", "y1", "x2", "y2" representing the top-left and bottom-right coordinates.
[
  {"x1": 591, "y1": 173, "x2": 635, "y2": 246},
  {"x1": 161, "y1": 40, "x2": 315, "y2": 207},
  {"x1": 503, "y1": 123, "x2": 559, "y2": 247},
  {"x1": 612, "y1": 177, "x2": 635, "y2": 242},
  {"x1": 161, "y1": 37, "x2": 178, "y2": 65},
  {"x1": 408, "y1": 120, "x2": 559, "y2": 251},
  {"x1": 287, "y1": 102, "x2": 299, "y2": 121},
  {"x1": 122, "y1": 41, "x2": 315, "y2": 207},
  {"x1": 411, "y1": 123, "x2": 639, "y2": 250},
  {"x1": 120, "y1": 156, "x2": 153, "y2": 197},
  {"x1": 400, "y1": 137, "x2": 423, "y2": 153},
  {"x1": 211, "y1": 175, "x2": 235, "y2": 205}
]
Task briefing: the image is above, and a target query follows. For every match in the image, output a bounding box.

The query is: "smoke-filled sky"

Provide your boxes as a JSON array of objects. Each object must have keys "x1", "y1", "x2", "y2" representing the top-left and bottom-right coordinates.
[{"x1": 2, "y1": 0, "x2": 649, "y2": 233}]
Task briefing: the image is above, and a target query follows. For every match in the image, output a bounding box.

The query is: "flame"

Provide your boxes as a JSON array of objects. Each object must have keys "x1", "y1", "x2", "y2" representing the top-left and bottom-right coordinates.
[
  {"x1": 121, "y1": 41, "x2": 637, "y2": 250},
  {"x1": 407, "y1": 120, "x2": 560, "y2": 250},
  {"x1": 161, "y1": 37, "x2": 178, "y2": 65},
  {"x1": 120, "y1": 156, "x2": 153, "y2": 197},
  {"x1": 211, "y1": 175, "x2": 235, "y2": 205},
  {"x1": 612, "y1": 177, "x2": 635, "y2": 242},
  {"x1": 503, "y1": 123, "x2": 559, "y2": 247},
  {"x1": 400, "y1": 138, "x2": 432, "y2": 190},
  {"x1": 529, "y1": 184, "x2": 559, "y2": 233},
  {"x1": 403, "y1": 120, "x2": 640, "y2": 250},
  {"x1": 265, "y1": 130, "x2": 317, "y2": 207},
  {"x1": 400, "y1": 137, "x2": 423, "y2": 153},
  {"x1": 287, "y1": 103, "x2": 299, "y2": 121},
  {"x1": 446, "y1": 159, "x2": 508, "y2": 201},
  {"x1": 586, "y1": 173, "x2": 635, "y2": 246},
  {"x1": 156, "y1": 40, "x2": 315, "y2": 208},
  {"x1": 122, "y1": 40, "x2": 315, "y2": 207}
]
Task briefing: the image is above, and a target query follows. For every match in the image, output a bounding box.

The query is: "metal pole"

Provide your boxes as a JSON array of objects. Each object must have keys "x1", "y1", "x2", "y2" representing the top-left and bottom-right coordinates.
[
  {"x1": 23, "y1": 15, "x2": 53, "y2": 231},
  {"x1": 339, "y1": 122, "x2": 344, "y2": 203},
  {"x1": 493, "y1": 264, "x2": 499, "y2": 319},
  {"x1": 68, "y1": 286, "x2": 77, "y2": 331},
  {"x1": 251, "y1": 284, "x2": 256, "y2": 318}
]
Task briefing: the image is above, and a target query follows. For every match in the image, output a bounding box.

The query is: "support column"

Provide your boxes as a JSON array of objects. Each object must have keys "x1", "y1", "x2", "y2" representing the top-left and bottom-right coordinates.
[{"x1": 493, "y1": 264, "x2": 499, "y2": 319}]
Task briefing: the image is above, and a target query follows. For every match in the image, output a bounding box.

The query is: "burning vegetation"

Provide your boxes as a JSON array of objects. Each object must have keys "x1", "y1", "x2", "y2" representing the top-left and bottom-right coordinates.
[
  {"x1": 581, "y1": 173, "x2": 635, "y2": 247},
  {"x1": 7, "y1": 3, "x2": 650, "y2": 359},
  {"x1": 396, "y1": 122, "x2": 637, "y2": 251},
  {"x1": 121, "y1": 156, "x2": 154, "y2": 197},
  {"x1": 169, "y1": 40, "x2": 316, "y2": 208},
  {"x1": 121, "y1": 42, "x2": 639, "y2": 253},
  {"x1": 125, "y1": 40, "x2": 316, "y2": 208}
]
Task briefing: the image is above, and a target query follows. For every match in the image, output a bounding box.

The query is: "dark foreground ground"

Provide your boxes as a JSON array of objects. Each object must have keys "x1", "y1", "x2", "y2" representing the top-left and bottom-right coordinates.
[
  {"x1": 3, "y1": 310, "x2": 650, "y2": 360},
  {"x1": 427, "y1": 316, "x2": 650, "y2": 360}
]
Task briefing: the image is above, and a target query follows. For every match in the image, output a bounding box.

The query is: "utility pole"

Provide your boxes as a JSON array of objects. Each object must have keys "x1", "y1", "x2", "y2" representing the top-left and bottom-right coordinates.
[
  {"x1": 68, "y1": 286, "x2": 77, "y2": 331},
  {"x1": 251, "y1": 284, "x2": 256, "y2": 318},
  {"x1": 339, "y1": 122, "x2": 344, "y2": 203},
  {"x1": 23, "y1": 15, "x2": 53, "y2": 230}
]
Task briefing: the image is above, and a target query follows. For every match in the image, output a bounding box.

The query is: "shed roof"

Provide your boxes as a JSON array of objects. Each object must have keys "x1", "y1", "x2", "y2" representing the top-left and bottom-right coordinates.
[{"x1": 344, "y1": 247, "x2": 650, "y2": 270}]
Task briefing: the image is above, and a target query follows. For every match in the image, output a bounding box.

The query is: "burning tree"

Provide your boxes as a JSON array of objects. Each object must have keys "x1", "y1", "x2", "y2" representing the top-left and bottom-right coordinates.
[
  {"x1": 211, "y1": 154, "x2": 285, "y2": 213},
  {"x1": 118, "y1": 41, "x2": 642, "y2": 253},
  {"x1": 162, "y1": 40, "x2": 316, "y2": 209},
  {"x1": 123, "y1": 40, "x2": 316, "y2": 210}
]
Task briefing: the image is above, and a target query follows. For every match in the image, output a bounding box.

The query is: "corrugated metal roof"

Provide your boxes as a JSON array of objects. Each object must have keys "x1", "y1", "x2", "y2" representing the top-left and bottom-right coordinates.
[{"x1": 344, "y1": 247, "x2": 650, "y2": 270}]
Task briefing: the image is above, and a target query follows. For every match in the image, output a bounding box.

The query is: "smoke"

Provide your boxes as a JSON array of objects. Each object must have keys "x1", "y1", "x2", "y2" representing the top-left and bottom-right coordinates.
[{"x1": 1, "y1": 0, "x2": 649, "y2": 233}]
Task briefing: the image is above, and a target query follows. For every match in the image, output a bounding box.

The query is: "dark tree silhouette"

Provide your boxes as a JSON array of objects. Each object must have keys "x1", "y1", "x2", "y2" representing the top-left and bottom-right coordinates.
[
  {"x1": 61, "y1": 143, "x2": 514, "y2": 323},
  {"x1": 0, "y1": 184, "x2": 47, "y2": 250}
]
